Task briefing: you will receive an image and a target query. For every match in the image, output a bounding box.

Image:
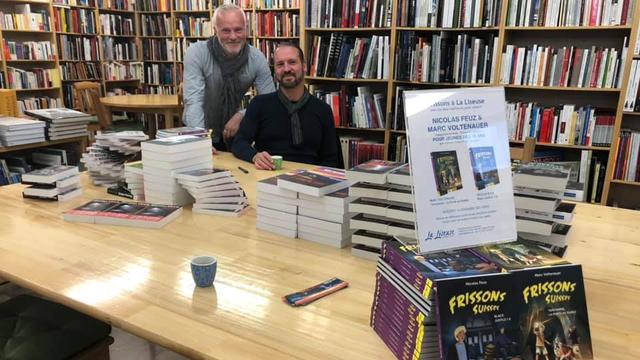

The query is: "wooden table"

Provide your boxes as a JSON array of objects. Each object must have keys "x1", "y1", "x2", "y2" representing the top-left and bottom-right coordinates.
[
  {"x1": 0, "y1": 153, "x2": 638, "y2": 359},
  {"x1": 100, "y1": 95, "x2": 180, "y2": 137}
]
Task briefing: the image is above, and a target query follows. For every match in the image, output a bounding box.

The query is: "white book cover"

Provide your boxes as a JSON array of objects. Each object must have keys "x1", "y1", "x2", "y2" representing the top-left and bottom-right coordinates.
[{"x1": 403, "y1": 87, "x2": 516, "y2": 253}]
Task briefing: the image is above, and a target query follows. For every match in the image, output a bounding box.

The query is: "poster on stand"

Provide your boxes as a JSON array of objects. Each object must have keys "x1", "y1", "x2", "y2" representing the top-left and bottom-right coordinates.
[{"x1": 404, "y1": 87, "x2": 516, "y2": 253}]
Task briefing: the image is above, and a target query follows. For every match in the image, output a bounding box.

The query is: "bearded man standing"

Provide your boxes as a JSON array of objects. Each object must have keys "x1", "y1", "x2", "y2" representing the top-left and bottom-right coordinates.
[
  {"x1": 182, "y1": 4, "x2": 274, "y2": 150},
  {"x1": 231, "y1": 43, "x2": 338, "y2": 169}
]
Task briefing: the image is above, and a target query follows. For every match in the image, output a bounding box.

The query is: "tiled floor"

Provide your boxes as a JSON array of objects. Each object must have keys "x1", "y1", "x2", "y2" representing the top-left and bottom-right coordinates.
[{"x1": 0, "y1": 281, "x2": 189, "y2": 360}]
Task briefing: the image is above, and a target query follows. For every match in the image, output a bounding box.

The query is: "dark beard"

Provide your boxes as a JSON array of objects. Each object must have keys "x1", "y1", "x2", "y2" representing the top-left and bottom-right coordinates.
[{"x1": 278, "y1": 73, "x2": 302, "y2": 88}]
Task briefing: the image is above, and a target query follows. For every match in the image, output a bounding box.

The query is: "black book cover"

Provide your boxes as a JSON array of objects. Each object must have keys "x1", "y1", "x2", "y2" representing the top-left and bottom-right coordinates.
[
  {"x1": 431, "y1": 150, "x2": 463, "y2": 196},
  {"x1": 436, "y1": 272, "x2": 522, "y2": 360},
  {"x1": 513, "y1": 264, "x2": 593, "y2": 360}
]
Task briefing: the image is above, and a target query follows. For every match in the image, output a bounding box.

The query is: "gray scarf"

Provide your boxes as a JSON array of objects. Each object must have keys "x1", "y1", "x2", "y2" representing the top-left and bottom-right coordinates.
[
  {"x1": 207, "y1": 36, "x2": 249, "y2": 136},
  {"x1": 277, "y1": 88, "x2": 311, "y2": 146}
]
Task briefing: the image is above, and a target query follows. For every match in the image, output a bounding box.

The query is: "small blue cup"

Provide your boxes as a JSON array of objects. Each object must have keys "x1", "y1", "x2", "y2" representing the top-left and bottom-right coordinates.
[{"x1": 191, "y1": 256, "x2": 217, "y2": 287}]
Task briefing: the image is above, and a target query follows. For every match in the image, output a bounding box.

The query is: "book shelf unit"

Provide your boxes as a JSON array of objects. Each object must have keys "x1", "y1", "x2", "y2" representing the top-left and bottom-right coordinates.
[
  {"x1": 0, "y1": 0, "x2": 64, "y2": 113},
  {"x1": 301, "y1": 0, "x2": 640, "y2": 207}
]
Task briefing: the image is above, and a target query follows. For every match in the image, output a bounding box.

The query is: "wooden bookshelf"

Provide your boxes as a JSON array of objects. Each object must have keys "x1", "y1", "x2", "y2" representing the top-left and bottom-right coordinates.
[
  {"x1": 0, "y1": 0, "x2": 64, "y2": 113},
  {"x1": 300, "y1": 0, "x2": 640, "y2": 206}
]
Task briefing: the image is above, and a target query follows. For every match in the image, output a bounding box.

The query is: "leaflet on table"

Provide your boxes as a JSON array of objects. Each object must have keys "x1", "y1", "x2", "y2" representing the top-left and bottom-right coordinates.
[{"x1": 403, "y1": 87, "x2": 516, "y2": 253}]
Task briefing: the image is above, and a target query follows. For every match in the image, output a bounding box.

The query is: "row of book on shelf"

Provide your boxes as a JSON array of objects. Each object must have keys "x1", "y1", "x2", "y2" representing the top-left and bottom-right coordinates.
[
  {"x1": 506, "y1": 103, "x2": 615, "y2": 146},
  {"x1": 255, "y1": 11, "x2": 299, "y2": 37},
  {"x1": 624, "y1": 59, "x2": 640, "y2": 112},
  {"x1": 500, "y1": 42, "x2": 627, "y2": 89},
  {"x1": 0, "y1": 5, "x2": 51, "y2": 31},
  {"x1": 2, "y1": 40, "x2": 54, "y2": 61},
  {"x1": 396, "y1": 0, "x2": 502, "y2": 27},
  {"x1": 305, "y1": 0, "x2": 392, "y2": 28},
  {"x1": 308, "y1": 33, "x2": 390, "y2": 80},
  {"x1": 506, "y1": 0, "x2": 635, "y2": 26},
  {"x1": 310, "y1": 85, "x2": 386, "y2": 129},
  {"x1": 53, "y1": 7, "x2": 97, "y2": 34}
]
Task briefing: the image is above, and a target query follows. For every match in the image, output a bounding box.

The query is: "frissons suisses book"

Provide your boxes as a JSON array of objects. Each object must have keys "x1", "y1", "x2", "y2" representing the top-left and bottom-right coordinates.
[
  {"x1": 469, "y1": 239, "x2": 569, "y2": 271},
  {"x1": 346, "y1": 159, "x2": 405, "y2": 184},
  {"x1": 140, "y1": 135, "x2": 211, "y2": 154},
  {"x1": 277, "y1": 167, "x2": 350, "y2": 196},
  {"x1": 25, "y1": 108, "x2": 92, "y2": 122},
  {"x1": 431, "y1": 150, "x2": 463, "y2": 196}
]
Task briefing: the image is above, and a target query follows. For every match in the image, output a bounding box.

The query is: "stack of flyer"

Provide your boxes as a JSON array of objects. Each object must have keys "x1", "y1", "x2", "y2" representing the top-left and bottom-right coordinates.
[
  {"x1": 21, "y1": 165, "x2": 82, "y2": 201},
  {"x1": 372, "y1": 239, "x2": 591, "y2": 360},
  {"x1": 0, "y1": 116, "x2": 45, "y2": 146},
  {"x1": 107, "y1": 161, "x2": 144, "y2": 200},
  {"x1": 140, "y1": 135, "x2": 211, "y2": 206},
  {"x1": 156, "y1": 126, "x2": 209, "y2": 138},
  {"x1": 81, "y1": 131, "x2": 148, "y2": 186},
  {"x1": 24, "y1": 108, "x2": 90, "y2": 140},
  {"x1": 347, "y1": 160, "x2": 416, "y2": 260},
  {"x1": 276, "y1": 167, "x2": 352, "y2": 247},
  {"x1": 256, "y1": 175, "x2": 298, "y2": 238},
  {"x1": 63, "y1": 199, "x2": 182, "y2": 228},
  {"x1": 175, "y1": 168, "x2": 249, "y2": 217},
  {"x1": 513, "y1": 162, "x2": 575, "y2": 255}
]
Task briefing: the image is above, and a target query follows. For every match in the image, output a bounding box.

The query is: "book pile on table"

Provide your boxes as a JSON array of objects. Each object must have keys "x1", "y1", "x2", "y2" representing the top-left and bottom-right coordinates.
[
  {"x1": 81, "y1": 131, "x2": 148, "y2": 186},
  {"x1": 63, "y1": 199, "x2": 182, "y2": 228},
  {"x1": 140, "y1": 135, "x2": 211, "y2": 206},
  {"x1": 513, "y1": 162, "x2": 575, "y2": 256},
  {"x1": 24, "y1": 108, "x2": 90, "y2": 140},
  {"x1": 256, "y1": 175, "x2": 299, "y2": 238},
  {"x1": 0, "y1": 116, "x2": 45, "y2": 146},
  {"x1": 255, "y1": 167, "x2": 352, "y2": 247},
  {"x1": 175, "y1": 168, "x2": 249, "y2": 217},
  {"x1": 107, "y1": 161, "x2": 145, "y2": 200},
  {"x1": 372, "y1": 239, "x2": 592, "y2": 360},
  {"x1": 21, "y1": 165, "x2": 82, "y2": 201},
  {"x1": 156, "y1": 126, "x2": 209, "y2": 138},
  {"x1": 346, "y1": 160, "x2": 416, "y2": 260}
]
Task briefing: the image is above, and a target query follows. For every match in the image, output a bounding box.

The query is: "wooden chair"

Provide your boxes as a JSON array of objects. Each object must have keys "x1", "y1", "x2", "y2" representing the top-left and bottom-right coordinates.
[
  {"x1": 510, "y1": 137, "x2": 536, "y2": 164},
  {"x1": 73, "y1": 82, "x2": 106, "y2": 140}
]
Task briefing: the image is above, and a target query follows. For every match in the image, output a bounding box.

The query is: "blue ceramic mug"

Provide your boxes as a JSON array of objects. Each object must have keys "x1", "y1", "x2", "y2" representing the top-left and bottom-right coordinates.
[{"x1": 191, "y1": 256, "x2": 217, "y2": 287}]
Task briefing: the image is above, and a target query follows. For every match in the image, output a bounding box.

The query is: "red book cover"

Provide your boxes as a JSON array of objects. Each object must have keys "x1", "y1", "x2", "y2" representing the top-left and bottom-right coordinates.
[
  {"x1": 621, "y1": 0, "x2": 630, "y2": 25},
  {"x1": 589, "y1": 0, "x2": 600, "y2": 26},
  {"x1": 544, "y1": 48, "x2": 555, "y2": 86},
  {"x1": 590, "y1": 49, "x2": 602, "y2": 88},
  {"x1": 341, "y1": 0, "x2": 348, "y2": 28},
  {"x1": 331, "y1": 93, "x2": 341, "y2": 127}
]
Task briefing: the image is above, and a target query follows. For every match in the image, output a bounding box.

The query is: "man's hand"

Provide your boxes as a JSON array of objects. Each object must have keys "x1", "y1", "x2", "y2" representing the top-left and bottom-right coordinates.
[
  {"x1": 253, "y1": 151, "x2": 274, "y2": 170},
  {"x1": 223, "y1": 112, "x2": 243, "y2": 141}
]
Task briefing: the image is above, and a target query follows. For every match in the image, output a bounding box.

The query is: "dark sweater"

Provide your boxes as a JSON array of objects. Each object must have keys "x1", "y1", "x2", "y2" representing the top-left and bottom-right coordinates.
[{"x1": 232, "y1": 92, "x2": 338, "y2": 167}]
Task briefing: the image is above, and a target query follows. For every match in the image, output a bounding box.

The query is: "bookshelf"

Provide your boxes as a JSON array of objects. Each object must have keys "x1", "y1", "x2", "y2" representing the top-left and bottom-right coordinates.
[
  {"x1": 300, "y1": 0, "x2": 640, "y2": 207},
  {"x1": 0, "y1": 0, "x2": 64, "y2": 113}
]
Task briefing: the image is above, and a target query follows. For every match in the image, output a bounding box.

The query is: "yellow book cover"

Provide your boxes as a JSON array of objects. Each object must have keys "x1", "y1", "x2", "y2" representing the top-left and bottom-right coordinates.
[
  {"x1": 50, "y1": 68, "x2": 61, "y2": 87},
  {"x1": 568, "y1": 112, "x2": 577, "y2": 145}
]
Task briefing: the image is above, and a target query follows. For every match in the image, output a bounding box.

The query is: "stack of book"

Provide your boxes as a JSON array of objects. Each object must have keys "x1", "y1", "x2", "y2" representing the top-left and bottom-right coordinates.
[
  {"x1": 21, "y1": 165, "x2": 82, "y2": 201},
  {"x1": 81, "y1": 131, "x2": 148, "y2": 186},
  {"x1": 297, "y1": 188, "x2": 354, "y2": 248},
  {"x1": 513, "y1": 162, "x2": 575, "y2": 256},
  {"x1": 372, "y1": 239, "x2": 592, "y2": 360},
  {"x1": 256, "y1": 175, "x2": 299, "y2": 238},
  {"x1": 0, "y1": 116, "x2": 46, "y2": 146},
  {"x1": 156, "y1": 126, "x2": 209, "y2": 138},
  {"x1": 24, "y1": 108, "x2": 90, "y2": 140},
  {"x1": 107, "y1": 161, "x2": 144, "y2": 200},
  {"x1": 347, "y1": 160, "x2": 416, "y2": 260},
  {"x1": 277, "y1": 167, "x2": 352, "y2": 247},
  {"x1": 175, "y1": 168, "x2": 249, "y2": 217},
  {"x1": 140, "y1": 135, "x2": 211, "y2": 206},
  {"x1": 63, "y1": 199, "x2": 182, "y2": 229}
]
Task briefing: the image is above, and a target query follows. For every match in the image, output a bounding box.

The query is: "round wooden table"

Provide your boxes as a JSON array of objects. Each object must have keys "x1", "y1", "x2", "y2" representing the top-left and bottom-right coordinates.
[{"x1": 100, "y1": 94, "x2": 181, "y2": 137}]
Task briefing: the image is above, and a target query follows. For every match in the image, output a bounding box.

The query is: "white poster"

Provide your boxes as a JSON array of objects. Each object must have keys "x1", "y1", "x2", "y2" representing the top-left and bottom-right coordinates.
[{"x1": 404, "y1": 87, "x2": 516, "y2": 253}]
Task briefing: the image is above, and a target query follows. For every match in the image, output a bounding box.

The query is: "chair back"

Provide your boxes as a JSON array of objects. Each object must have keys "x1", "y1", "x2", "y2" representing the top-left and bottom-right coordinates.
[
  {"x1": 510, "y1": 137, "x2": 536, "y2": 164},
  {"x1": 74, "y1": 82, "x2": 110, "y2": 129},
  {"x1": 0, "y1": 89, "x2": 18, "y2": 116}
]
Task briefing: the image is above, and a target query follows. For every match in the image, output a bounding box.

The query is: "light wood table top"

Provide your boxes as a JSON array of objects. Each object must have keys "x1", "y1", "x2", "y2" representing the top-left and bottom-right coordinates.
[
  {"x1": 100, "y1": 94, "x2": 179, "y2": 109},
  {"x1": 0, "y1": 152, "x2": 638, "y2": 359}
]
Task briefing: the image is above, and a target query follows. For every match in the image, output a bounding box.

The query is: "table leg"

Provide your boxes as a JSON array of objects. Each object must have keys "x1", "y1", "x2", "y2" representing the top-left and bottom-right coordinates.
[
  {"x1": 103, "y1": 106, "x2": 114, "y2": 129},
  {"x1": 164, "y1": 110, "x2": 175, "y2": 129}
]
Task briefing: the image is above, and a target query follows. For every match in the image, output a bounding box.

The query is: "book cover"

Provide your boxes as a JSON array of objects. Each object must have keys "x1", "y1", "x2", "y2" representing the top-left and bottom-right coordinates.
[
  {"x1": 25, "y1": 108, "x2": 90, "y2": 120},
  {"x1": 513, "y1": 264, "x2": 593, "y2": 360},
  {"x1": 129, "y1": 204, "x2": 182, "y2": 223},
  {"x1": 469, "y1": 146, "x2": 500, "y2": 190},
  {"x1": 277, "y1": 167, "x2": 350, "y2": 196},
  {"x1": 346, "y1": 159, "x2": 404, "y2": 184},
  {"x1": 431, "y1": 150, "x2": 463, "y2": 196},
  {"x1": 470, "y1": 239, "x2": 569, "y2": 271},
  {"x1": 436, "y1": 272, "x2": 522, "y2": 360}
]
